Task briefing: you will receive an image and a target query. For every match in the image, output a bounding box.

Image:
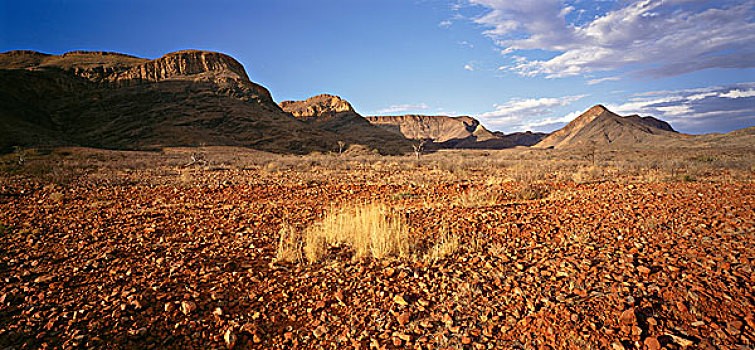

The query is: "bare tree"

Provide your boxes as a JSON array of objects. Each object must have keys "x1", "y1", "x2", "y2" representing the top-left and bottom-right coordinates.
[
  {"x1": 337, "y1": 141, "x2": 346, "y2": 155},
  {"x1": 585, "y1": 141, "x2": 597, "y2": 166},
  {"x1": 13, "y1": 146, "x2": 25, "y2": 166},
  {"x1": 412, "y1": 139, "x2": 426, "y2": 160},
  {"x1": 184, "y1": 152, "x2": 207, "y2": 168}
]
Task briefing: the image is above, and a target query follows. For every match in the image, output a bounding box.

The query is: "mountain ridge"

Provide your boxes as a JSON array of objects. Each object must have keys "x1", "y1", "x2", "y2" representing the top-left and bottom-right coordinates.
[
  {"x1": 280, "y1": 94, "x2": 411, "y2": 154},
  {"x1": 534, "y1": 105, "x2": 680, "y2": 149},
  {"x1": 0, "y1": 50, "x2": 335, "y2": 153},
  {"x1": 365, "y1": 115, "x2": 547, "y2": 149}
]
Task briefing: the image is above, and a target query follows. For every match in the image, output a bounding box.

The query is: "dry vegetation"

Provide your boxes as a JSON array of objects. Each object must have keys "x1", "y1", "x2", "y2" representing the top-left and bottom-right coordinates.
[{"x1": 1, "y1": 145, "x2": 754, "y2": 349}]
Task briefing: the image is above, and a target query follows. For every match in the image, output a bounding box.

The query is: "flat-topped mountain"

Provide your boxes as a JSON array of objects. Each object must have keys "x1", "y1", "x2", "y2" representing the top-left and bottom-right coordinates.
[
  {"x1": 365, "y1": 115, "x2": 491, "y2": 143},
  {"x1": 534, "y1": 105, "x2": 679, "y2": 149},
  {"x1": 280, "y1": 94, "x2": 411, "y2": 153},
  {"x1": 365, "y1": 115, "x2": 546, "y2": 149},
  {"x1": 0, "y1": 50, "x2": 344, "y2": 153},
  {"x1": 280, "y1": 94, "x2": 355, "y2": 121}
]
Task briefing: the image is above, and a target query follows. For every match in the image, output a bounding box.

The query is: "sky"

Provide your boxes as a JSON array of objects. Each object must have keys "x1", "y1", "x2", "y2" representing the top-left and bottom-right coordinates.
[{"x1": 1, "y1": 0, "x2": 754, "y2": 134}]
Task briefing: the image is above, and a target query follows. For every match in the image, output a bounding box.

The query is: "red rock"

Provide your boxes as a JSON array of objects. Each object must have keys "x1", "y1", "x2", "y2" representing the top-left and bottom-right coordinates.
[
  {"x1": 393, "y1": 294, "x2": 408, "y2": 306},
  {"x1": 397, "y1": 312, "x2": 411, "y2": 326},
  {"x1": 223, "y1": 329, "x2": 236, "y2": 349},
  {"x1": 180, "y1": 301, "x2": 197, "y2": 315},
  {"x1": 644, "y1": 336, "x2": 661, "y2": 350},
  {"x1": 620, "y1": 309, "x2": 636, "y2": 325},
  {"x1": 461, "y1": 335, "x2": 472, "y2": 345}
]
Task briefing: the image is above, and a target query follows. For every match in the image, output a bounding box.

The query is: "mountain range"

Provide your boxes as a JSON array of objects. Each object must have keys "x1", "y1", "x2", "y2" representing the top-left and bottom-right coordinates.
[{"x1": 1, "y1": 49, "x2": 752, "y2": 154}]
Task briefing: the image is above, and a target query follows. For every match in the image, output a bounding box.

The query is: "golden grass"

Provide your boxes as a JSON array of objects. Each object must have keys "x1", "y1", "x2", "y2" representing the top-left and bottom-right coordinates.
[
  {"x1": 304, "y1": 203, "x2": 410, "y2": 262},
  {"x1": 275, "y1": 221, "x2": 303, "y2": 263},
  {"x1": 453, "y1": 187, "x2": 501, "y2": 207},
  {"x1": 424, "y1": 226, "x2": 460, "y2": 262}
]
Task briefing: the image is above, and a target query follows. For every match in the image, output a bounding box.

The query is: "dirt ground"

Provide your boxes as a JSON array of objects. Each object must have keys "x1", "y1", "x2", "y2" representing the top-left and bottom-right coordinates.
[{"x1": 1, "y1": 147, "x2": 753, "y2": 349}]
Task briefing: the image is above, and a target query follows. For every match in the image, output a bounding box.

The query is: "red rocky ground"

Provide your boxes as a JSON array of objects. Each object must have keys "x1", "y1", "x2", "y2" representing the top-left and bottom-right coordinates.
[{"x1": 1, "y1": 162, "x2": 754, "y2": 349}]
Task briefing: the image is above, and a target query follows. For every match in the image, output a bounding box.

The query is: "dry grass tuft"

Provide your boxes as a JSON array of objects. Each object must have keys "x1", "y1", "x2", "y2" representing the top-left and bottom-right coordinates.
[
  {"x1": 275, "y1": 221, "x2": 303, "y2": 263},
  {"x1": 572, "y1": 165, "x2": 604, "y2": 183},
  {"x1": 304, "y1": 203, "x2": 410, "y2": 262},
  {"x1": 424, "y1": 226, "x2": 460, "y2": 262},
  {"x1": 513, "y1": 183, "x2": 550, "y2": 201},
  {"x1": 453, "y1": 187, "x2": 501, "y2": 207}
]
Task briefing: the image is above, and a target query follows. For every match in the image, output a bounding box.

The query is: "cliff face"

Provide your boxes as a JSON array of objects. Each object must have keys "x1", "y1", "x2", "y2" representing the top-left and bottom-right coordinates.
[
  {"x1": 2, "y1": 50, "x2": 273, "y2": 101},
  {"x1": 534, "y1": 105, "x2": 679, "y2": 149},
  {"x1": 365, "y1": 114, "x2": 546, "y2": 149},
  {"x1": 280, "y1": 94, "x2": 412, "y2": 154},
  {"x1": 0, "y1": 50, "x2": 334, "y2": 153},
  {"x1": 365, "y1": 115, "x2": 485, "y2": 143},
  {"x1": 280, "y1": 94, "x2": 354, "y2": 121}
]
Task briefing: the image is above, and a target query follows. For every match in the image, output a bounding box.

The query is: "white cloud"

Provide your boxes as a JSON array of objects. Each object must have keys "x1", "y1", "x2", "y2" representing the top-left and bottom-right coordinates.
[
  {"x1": 587, "y1": 76, "x2": 621, "y2": 85},
  {"x1": 604, "y1": 83, "x2": 755, "y2": 133},
  {"x1": 478, "y1": 94, "x2": 588, "y2": 131},
  {"x1": 464, "y1": 64, "x2": 475, "y2": 71},
  {"x1": 720, "y1": 88, "x2": 755, "y2": 99},
  {"x1": 374, "y1": 103, "x2": 430, "y2": 114},
  {"x1": 469, "y1": 0, "x2": 755, "y2": 78},
  {"x1": 458, "y1": 40, "x2": 474, "y2": 48},
  {"x1": 439, "y1": 20, "x2": 453, "y2": 28}
]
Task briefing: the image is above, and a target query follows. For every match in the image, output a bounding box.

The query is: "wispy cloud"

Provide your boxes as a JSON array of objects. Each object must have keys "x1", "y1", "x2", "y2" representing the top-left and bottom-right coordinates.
[
  {"x1": 605, "y1": 83, "x2": 755, "y2": 133},
  {"x1": 464, "y1": 64, "x2": 475, "y2": 71},
  {"x1": 438, "y1": 20, "x2": 453, "y2": 28},
  {"x1": 457, "y1": 40, "x2": 474, "y2": 48},
  {"x1": 587, "y1": 76, "x2": 620, "y2": 85},
  {"x1": 478, "y1": 94, "x2": 588, "y2": 131},
  {"x1": 469, "y1": 0, "x2": 755, "y2": 78},
  {"x1": 374, "y1": 103, "x2": 430, "y2": 114}
]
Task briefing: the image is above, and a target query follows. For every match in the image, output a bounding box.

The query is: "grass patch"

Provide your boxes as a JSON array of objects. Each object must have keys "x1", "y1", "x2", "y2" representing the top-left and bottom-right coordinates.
[
  {"x1": 304, "y1": 203, "x2": 410, "y2": 262},
  {"x1": 513, "y1": 183, "x2": 550, "y2": 201},
  {"x1": 453, "y1": 187, "x2": 501, "y2": 207},
  {"x1": 275, "y1": 221, "x2": 303, "y2": 263},
  {"x1": 276, "y1": 203, "x2": 464, "y2": 264},
  {"x1": 424, "y1": 226, "x2": 460, "y2": 262}
]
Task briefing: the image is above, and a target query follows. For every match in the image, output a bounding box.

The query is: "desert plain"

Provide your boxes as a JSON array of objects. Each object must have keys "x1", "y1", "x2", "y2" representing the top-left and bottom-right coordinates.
[{"x1": 1, "y1": 145, "x2": 753, "y2": 349}]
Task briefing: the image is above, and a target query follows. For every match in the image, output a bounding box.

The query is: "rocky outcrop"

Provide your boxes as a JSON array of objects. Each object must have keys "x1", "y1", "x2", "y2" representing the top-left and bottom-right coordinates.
[
  {"x1": 1, "y1": 50, "x2": 273, "y2": 101},
  {"x1": 279, "y1": 94, "x2": 412, "y2": 154},
  {"x1": 534, "y1": 105, "x2": 679, "y2": 149},
  {"x1": 280, "y1": 94, "x2": 354, "y2": 121},
  {"x1": 364, "y1": 114, "x2": 544, "y2": 149},
  {"x1": 109, "y1": 50, "x2": 249, "y2": 84},
  {"x1": 0, "y1": 50, "x2": 335, "y2": 153},
  {"x1": 366, "y1": 115, "x2": 487, "y2": 143}
]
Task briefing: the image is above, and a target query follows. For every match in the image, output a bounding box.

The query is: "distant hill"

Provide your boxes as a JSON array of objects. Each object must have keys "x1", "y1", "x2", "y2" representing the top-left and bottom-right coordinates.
[
  {"x1": 365, "y1": 115, "x2": 546, "y2": 149},
  {"x1": 279, "y1": 94, "x2": 411, "y2": 154},
  {"x1": 534, "y1": 105, "x2": 679, "y2": 149},
  {"x1": 1, "y1": 50, "x2": 355, "y2": 154}
]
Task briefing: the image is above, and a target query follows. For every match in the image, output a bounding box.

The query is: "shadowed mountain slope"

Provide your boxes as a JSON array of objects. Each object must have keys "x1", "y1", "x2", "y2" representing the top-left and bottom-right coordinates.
[{"x1": 0, "y1": 50, "x2": 342, "y2": 154}]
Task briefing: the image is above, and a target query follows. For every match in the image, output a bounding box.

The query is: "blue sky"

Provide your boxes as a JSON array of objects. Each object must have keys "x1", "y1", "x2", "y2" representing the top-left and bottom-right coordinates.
[{"x1": 2, "y1": 0, "x2": 754, "y2": 134}]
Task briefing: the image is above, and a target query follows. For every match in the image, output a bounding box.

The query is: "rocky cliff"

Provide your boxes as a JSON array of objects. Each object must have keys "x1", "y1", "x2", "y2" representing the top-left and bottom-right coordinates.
[
  {"x1": 365, "y1": 115, "x2": 545, "y2": 149},
  {"x1": 280, "y1": 94, "x2": 411, "y2": 154},
  {"x1": 0, "y1": 50, "x2": 335, "y2": 153},
  {"x1": 365, "y1": 115, "x2": 484, "y2": 142},
  {"x1": 280, "y1": 94, "x2": 354, "y2": 121}
]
